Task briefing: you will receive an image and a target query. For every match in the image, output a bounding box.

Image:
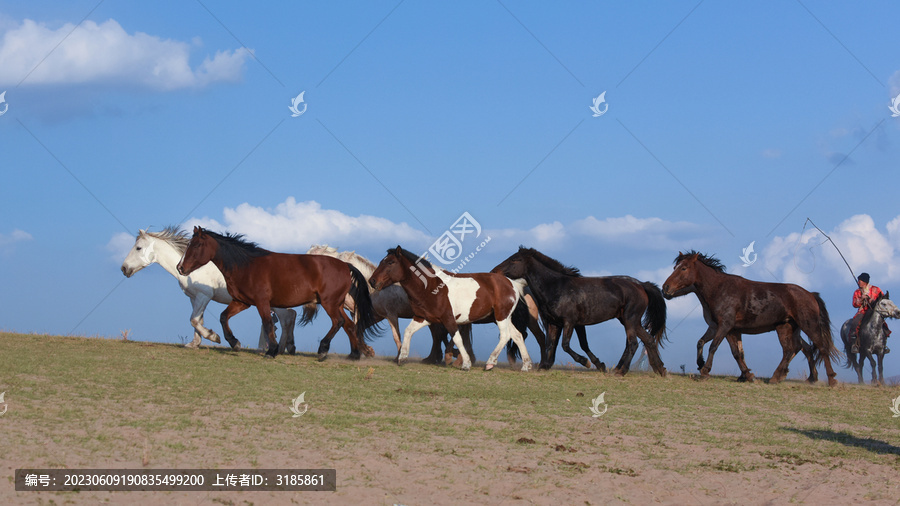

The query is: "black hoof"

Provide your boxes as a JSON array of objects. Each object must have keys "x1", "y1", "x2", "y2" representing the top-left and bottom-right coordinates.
[
  {"x1": 287, "y1": 346, "x2": 296, "y2": 355},
  {"x1": 348, "y1": 350, "x2": 361, "y2": 360},
  {"x1": 317, "y1": 353, "x2": 328, "y2": 362}
]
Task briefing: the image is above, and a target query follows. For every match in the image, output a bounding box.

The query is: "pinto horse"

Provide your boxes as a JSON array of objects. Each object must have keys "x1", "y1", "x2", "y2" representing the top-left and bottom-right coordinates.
[
  {"x1": 176, "y1": 227, "x2": 379, "y2": 359},
  {"x1": 662, "y1": 251, "x2": 839, "y2": 386},
  {"x1": 369, "y1": 247, "x2": 531, "y2": 371},
  {"x1": 840, "y1": 292, "x2": 899, "y2": 385},
  {"x1": 492, "y1": 247, "x2": 667, "y2": 376}
]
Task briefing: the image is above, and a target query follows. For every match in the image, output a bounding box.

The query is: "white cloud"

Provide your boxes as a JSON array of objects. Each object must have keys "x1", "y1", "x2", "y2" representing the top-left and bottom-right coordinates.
[
  {"x1": 106, "y1": 231, "x2": 135, "y2": 262},
  {"x1": 0, "y1": 228, "x2": 32, "y2": 246},
  {"x1": 185, "y1": 198, "x2": 431, "y2": 251},
  {"x1": 0, "y1": 18, "x2": 247, "y2": 89},
  {"x1": 763, "y1": 214, "x2": 899, "y2": 290},
  {"x1": 489, "y1": 215, "x2": 710, "y2": 252}
]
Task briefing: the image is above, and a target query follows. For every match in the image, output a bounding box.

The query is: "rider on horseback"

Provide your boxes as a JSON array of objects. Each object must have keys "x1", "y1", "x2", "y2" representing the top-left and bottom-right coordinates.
[{"x1": 850, "y1": 272, "x2": 891, "y2": 354}]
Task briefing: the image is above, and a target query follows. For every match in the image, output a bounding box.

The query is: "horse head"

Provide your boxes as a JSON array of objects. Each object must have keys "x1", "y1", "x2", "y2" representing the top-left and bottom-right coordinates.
[
  {"x1": 491, "y1": 248, "x2": 529, "y2": 280},
  {"x1": 874, "y1": 292, "x2": 900, "y2": 319},
  {"x1": 662, "y1": 251, "x2": 702, "y2": 299},
  {"x1": 370, "y1": 246, "x2": 408, "y2": 291},
  {"x1": 121, "y1": 229, "x2": 156, "y2": 277},
  {"x1": 177, "y1": 226, "x2": 217, "y2": 276}
]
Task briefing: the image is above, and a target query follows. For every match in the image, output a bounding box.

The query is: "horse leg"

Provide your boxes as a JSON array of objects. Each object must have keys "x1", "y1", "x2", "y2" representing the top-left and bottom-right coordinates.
[
  {"x1": 696, "y1": 326, "x2": 716, "y2": 370},
  {"x1": 398, "y1": 318, "x2": 430, "y2": 365},
  {"x1": 255, "y1": 304, "x2": 279, "y2": 358},
  {"x1": 633, "y1": 323, "x2": 666, "y2": 377},
  {"x1": 542, "y1": 323, "x2": 561, "y2": 370},
  {"x1": 868, "y1": 353, "x2": 878, "y2": 385},
  {"x1": 188, "y1": 293, "x2": 219, "y2": 347},
  {"x1": 698, "y1": 327, "x2": 731, "y2": 379},
  {"x1": 722, "y1": 333, "x2": 753, "y2": 382},
  {"x1": 560, "y1": 323, "x2": 589, "y2": 368},
  {"x1": 422, "y1": 324, "x2": 446, "y2": 364},
  {"x1": 575, "y1": 326, "x2": 604, "y2": 371},
  {"x1": 769, "y1": 324, "x2": 797, "y2": 384},
  {"x1": 526, "y1": 307, "x2": 547, "y2": 367},
  {"x1": 441, "y1": 320, "x2": 471, "y2": 371},
  {"x1": 797, "y1": 337, "x2": 818, "y2": 384},
  {"x1": 486, "y1": 317, "x2": 531, "y2": 371},
  {"x1": 877, "y1": 353, "x2": 885, "y2": 385},
  {"x1": 219, "y1": 300, "x2": 249, "y2": 350},
  {"x1": 613, "y1": 334, "x2": 639, "y2": 376},
  {"x1": 455, "y1": 324, "x2": 475, "y2": 368},
  {"x1": 386, "y1": 316, "x2": 403, "y2": 353},
  {"x1": 315, "y1": 299, "x2": 348, "y2": 361},
  {"x1": 274, "y1": 308, "x2": 297, "y2": 355}
]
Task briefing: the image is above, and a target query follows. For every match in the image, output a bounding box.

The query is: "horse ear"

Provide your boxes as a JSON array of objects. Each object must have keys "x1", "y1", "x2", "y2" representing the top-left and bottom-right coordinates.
[
  {"x1": 138, "y1": 229, "x2": 147, "y2": 237},
  {"x1": 193, "y1": 226, "x2": 202, "y2": 235},
  {"x1": 394, "y1": 245, "x2": 403, "y2": 254}
]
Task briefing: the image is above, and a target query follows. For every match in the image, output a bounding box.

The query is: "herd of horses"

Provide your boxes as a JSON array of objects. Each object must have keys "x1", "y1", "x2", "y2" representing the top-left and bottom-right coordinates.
[{"x1": 120, "y1": 226, "x2": 899, "y2": 386}]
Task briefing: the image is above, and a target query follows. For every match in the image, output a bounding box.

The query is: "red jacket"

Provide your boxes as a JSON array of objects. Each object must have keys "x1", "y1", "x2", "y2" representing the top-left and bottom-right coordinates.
[{"x1": 853, "y1": 285, "x2": 883, "y2": 315}]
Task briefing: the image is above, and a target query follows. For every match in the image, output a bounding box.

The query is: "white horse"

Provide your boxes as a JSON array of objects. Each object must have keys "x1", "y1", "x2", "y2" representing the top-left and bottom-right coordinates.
[{"x1": 121, "y1": 227, "x2": 296, "y2": 351}]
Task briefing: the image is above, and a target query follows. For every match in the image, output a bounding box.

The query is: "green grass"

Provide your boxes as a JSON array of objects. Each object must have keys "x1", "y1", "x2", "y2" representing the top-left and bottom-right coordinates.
[{"x1": 2, "y1": 331, "x2": 899, "y2": 475}]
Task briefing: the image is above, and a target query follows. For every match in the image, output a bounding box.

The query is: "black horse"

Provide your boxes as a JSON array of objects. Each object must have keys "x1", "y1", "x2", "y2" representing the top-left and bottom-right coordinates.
[
  {"x1": 492, "y1": 247, "x2": 667, "y2": 376},
  {"x1": 840, "y1": 291, "x2": 899, "y2": 385}
]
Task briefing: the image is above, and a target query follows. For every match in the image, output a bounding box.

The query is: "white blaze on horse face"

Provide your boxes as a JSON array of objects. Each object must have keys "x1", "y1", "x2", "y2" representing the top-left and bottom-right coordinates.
[{"x1": 433, "y1": 270, "x2": 480, "y2": 323}]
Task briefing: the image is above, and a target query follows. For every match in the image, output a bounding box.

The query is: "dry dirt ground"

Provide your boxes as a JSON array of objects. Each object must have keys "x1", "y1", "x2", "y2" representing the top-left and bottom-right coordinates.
[{"x1": 2, "y1": 337, "x2": 900, "y2": 505}]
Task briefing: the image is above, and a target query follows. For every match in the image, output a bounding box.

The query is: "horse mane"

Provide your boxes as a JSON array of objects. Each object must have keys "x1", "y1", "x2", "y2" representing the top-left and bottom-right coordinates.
[
  {"x1": 146, "y1": 226, "x2": 191, "y2": 253},
  {"x1": 392, "y1": 247, "x2": 438, "y2": 272},
  {"x1": 860, "y1": 291, "x2": 887, "y2": 328},
  {"x1": 517, "y1": 246, "x2": 582, "y2": 277},
  {"x1": 675, "y1": 250, "x2": 726, "y2": 273},
  {"x1": 310, "y1": 244, "x2": 377, "y2": 277},
  {"x1": 205, "y1": 229, "x2": 271, "y2": 271}
]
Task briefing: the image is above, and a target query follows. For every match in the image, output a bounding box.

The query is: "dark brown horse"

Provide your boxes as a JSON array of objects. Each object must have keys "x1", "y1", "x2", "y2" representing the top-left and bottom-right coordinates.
[
  {"x1": 661, "y1": 251, "x2": 839, "y2": 386},
  {"x1": 176, "y1": 227, "x2": 379, "y2": 359},
  {"x1": 369, "y1": 247, "x2": 531, "y2": 371},
  {"x1": 492, "y1": 247, "x2": 667, "y2": 376}
]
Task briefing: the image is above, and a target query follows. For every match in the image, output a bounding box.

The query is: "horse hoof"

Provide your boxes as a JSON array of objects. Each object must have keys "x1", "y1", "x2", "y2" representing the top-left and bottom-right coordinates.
[
  {"x1": 521, "y1": 363, "x2": 532, "y2": 372},
  {"x1": 397, "y1": 357, "x2": 407, "y2": 366},
  {"x1": 657, "y1": 368, "x2": 667, "y2": 377},
  {"x1": 184, "y1": 342, "x2": 200, "y2": 349},
  {"x1": 597, "y1": 363, "x2": 607, "y2": 373},
  {"x1": 363, "y1": 346, "x2": 375, "y2": 358},
  {"x1": 209, "y1": 333, "x2": 221, "y2": 344},
  {"x1": 286, "y1": 346, "x2": 296, "y2": 355},
  {"x1": 828, "y1": 378, "x2": 838, "y2": 387},
  {"x1": 485, "y1": 363, "x2": 495, "y2": 371},
  {"x1": 348, "y1": 351, "x2": 361, "y2": 361},
  {"x1": 317, "y1": 353, "x2": 328, "y2": 362},
  {"x1": 461, "y1": 363, "x2": 471, "y2": 371}
]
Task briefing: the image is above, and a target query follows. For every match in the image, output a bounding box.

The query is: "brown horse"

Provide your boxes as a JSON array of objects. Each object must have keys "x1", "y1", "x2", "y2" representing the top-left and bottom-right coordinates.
[
  {"x1": 369, "y1": 247, "x2": 531, "y2": 371},
  {"x1": 176, "y1": 227, "x2": 379, "y2": 359},
  {"x1": 661, "y1": 251, "x2": 839, "y2": 386}
]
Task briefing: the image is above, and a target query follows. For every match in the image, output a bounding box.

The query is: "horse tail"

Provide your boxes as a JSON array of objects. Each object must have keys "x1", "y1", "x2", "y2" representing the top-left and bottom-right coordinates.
[
  {"x1": 298, "y1": 302, "x2": 318, "y2": 327},
  {"x1": 641, "y1": 281, "x2": 668, "y2": 348},
  {"x1": 506, "y1": 298, "x2": 531, "y2": 360},
  {"x1": 348, "y1": 264, "x2": 382, "y2": 343},
  {"x1": 813, "y1": 292, "x2": 841, "y2": 366}
]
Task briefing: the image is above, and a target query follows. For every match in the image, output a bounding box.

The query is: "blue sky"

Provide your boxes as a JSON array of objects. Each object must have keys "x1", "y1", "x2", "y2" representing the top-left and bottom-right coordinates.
[{"x1": 2, "y1": 1, "x2": 899, "y2": 381}]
